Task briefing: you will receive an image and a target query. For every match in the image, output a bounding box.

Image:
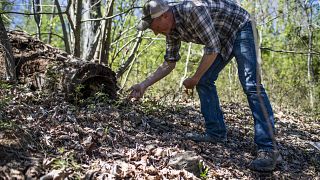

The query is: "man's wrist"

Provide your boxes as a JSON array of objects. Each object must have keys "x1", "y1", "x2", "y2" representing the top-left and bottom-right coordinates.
[
  {"x1": 192, "y1": 75, "x2": 201, "y2": 82},
  {"x1": 140, "y1": 81, "x2": 148, "y2": 89}
]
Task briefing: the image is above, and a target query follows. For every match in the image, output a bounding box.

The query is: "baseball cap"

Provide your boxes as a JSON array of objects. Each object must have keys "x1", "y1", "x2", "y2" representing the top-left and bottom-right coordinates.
[{"x1": 137, "y1": 0, "x2": 170, "y2": 31}]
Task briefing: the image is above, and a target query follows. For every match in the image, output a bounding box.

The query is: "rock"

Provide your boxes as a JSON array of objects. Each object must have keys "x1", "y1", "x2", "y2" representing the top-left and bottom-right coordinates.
[
  {"x1": 145, "y1": 165, "x2": 158, "y2": 176},
  {"x1": 25, "y1": 166, "x2": 43, "y2": 180},
  {"x1": 168, "y1": 151, "x2": 202, "y2": 177},
  {"x1": 40, "y1": 169, "x2": 72, "y2": 180},
  {"x1": 10, "y1": 169, "x2": 24, "y2": 180},
  {"x1": 153, "y1": 147, "x2": 165, "y2": 157}
]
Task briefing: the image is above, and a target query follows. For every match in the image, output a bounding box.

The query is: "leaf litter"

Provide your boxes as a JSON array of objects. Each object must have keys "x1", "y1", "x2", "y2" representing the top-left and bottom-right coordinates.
[{"x1": 0, "y1": 86, "x2": 319, "y2": 179}]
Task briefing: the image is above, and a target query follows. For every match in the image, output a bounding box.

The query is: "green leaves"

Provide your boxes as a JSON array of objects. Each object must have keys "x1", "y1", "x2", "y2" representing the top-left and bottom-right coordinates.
[{"x1": 199, "y1": 161, "x2": 209, "y2": 179}]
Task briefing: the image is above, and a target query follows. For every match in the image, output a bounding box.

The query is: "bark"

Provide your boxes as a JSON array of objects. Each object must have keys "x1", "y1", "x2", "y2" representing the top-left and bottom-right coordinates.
[
  {"x1": 1, "y1": 30, "x2": 118, "y2": 101},
  {"x1": 32, "y1": 0, "x2": 42, "y2": 40},
  {"x1": 73, "y1": 0, "x2": 82, "y2": 58},
  {"x1": 55, "y1": 0, "x2": 71, "y2": 54},
  {"x1": 0, "y1": 15, "x2": 16, "y2": 81},
  {"x1": 103, "y1": 0, "x2": 114, "y2": 64},
  {"x1": 86, "y1": 26, "x2": 101, "y2": 61},
  {"x1": 82, "y1": 0, "x2": 102, "y2": 60},
  {"x1": 99, "y1": 0, "x2": 115, "y2": 64}
]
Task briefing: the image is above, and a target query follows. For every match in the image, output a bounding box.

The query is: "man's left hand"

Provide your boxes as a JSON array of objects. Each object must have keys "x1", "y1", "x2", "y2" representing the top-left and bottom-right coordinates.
[{"x1": 183, "y1": 77, "x2": 199, "y2": 89}]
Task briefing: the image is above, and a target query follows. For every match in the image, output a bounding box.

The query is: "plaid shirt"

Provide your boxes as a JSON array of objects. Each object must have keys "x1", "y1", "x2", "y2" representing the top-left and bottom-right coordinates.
[{"x1": 165, "y1": 0, "x2": 250, "y2": 62}]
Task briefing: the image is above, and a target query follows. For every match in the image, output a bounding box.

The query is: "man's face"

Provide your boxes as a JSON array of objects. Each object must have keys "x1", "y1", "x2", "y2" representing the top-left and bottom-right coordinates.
[{"x1": 150, "y1": 14, "x2": 172, "y2": 35}]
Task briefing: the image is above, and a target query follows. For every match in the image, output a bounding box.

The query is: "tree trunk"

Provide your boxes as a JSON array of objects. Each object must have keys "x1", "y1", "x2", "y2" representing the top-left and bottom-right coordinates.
[
  {"x1": 32, "y1": 0, "x2": 42, "y2": 40},
  {"x1": 55, "y1": 0, "x2": 71, "y2": 54},
  {"x1": 73, "y1": 0, "x2": 82, "y2": 58},
  {"x1": 82, "y1": 0, "x2": 102, "y2": 61},
  {"x1": 1, "y1": 30, "x2": 118, "y2": 101},
  {"x1": 47, "y1": 2, "x2": 55, "y2": 44},
  {"x1": 307, "y1": 6, "x2": 314, "y2": 109},
  {"x1": 0, "y1": 15, "x2": 16, "y2": 82},
  {"x1": 99, "y1": 0, "x2": 115, "y2": 64}
]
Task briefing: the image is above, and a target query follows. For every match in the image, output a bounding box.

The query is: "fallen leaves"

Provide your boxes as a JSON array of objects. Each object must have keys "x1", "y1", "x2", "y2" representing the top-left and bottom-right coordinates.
[{"x1": 0, "y1": 86, "x2": 319, "y2": 179}]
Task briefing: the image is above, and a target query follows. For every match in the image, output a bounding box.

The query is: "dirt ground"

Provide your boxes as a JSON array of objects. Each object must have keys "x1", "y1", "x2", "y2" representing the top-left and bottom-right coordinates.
[{"x1": 0, "y1": 85, "x2": 319, "y2": 179}]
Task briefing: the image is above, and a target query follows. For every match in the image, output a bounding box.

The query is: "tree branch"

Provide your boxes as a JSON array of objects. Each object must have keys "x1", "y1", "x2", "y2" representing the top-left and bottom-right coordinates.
[
  {"x1": 81, "y1": 7, "x2": 140, "y2": 22},
  {"x1": 261, "y1": 47, "x2": 320, "y2": 56},
  {"x1": 0, "y1": 11, "x2": 66, "y2": 15},
  {"x1": 116, "y1": 31, "x2": 143, "y2": 78}
]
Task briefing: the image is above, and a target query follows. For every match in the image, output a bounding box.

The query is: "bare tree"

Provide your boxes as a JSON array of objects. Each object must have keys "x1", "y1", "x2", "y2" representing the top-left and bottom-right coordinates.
[
  {"x1": 99, "y1": 0, "x2": 115, "y2": 64},
  {"x1": 82, "y1": 0, "x2": 102, "y2": 60},
  {"x1": 116, "y1": 31, "x2": 143, "y2": 78},
  {"x1": 55, "y1": 0, "x2": 71, "y2": 54},
  {"x1": 73, "y1": 0, "x2": 83, "y2": 58},
  {"x1": 0, "y1": 15, "x2": 16, "y2": 81},
  {"x1": 47, "y1": 1, "x2": 56, "y2": 44},
  {"x1": 305, "y1": 1, "x2": 315, "y2": 108},
  {"x1": 32, "y1": 0, "x2": 42, "y2": 40}
]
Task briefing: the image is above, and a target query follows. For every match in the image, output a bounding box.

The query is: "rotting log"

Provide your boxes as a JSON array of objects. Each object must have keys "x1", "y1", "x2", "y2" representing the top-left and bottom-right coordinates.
[{"x1": 0, "y1": 30, "x2": 118, "y2": 101}]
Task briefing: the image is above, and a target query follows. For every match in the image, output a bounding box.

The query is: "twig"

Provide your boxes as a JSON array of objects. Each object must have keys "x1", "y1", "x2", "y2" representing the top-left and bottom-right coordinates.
[{"x1": 261, "y1": 47, "x2": 320, "y2": 56}]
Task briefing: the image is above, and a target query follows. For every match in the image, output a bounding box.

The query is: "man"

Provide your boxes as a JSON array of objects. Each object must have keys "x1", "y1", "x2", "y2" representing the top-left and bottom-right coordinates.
[{"x1": 129, "y1": 0, "x2": 281, "y2": 172}]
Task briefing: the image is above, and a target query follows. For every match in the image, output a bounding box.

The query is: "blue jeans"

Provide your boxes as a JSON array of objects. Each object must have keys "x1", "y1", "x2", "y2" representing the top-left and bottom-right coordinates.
[{"x1": 196, "y1": 21, "x2": 275, "y2": 151}]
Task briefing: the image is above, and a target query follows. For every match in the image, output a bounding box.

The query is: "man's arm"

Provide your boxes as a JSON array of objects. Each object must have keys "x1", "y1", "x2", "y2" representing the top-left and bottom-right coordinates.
[
  {"x1": 129, "y1": 61, "x2": 176, "y2": 99},
  {"x1": 142, "y1": 61, "x2": 176, "y2": 88},
  {"x1": 183, "y1": 52, "x2": 217, "y2": 89}
]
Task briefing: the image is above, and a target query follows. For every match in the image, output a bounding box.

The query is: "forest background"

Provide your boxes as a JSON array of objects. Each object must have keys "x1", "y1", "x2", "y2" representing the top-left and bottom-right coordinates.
[{"x1": 1, "y1": 0, "x2": 319, "y2": 117}]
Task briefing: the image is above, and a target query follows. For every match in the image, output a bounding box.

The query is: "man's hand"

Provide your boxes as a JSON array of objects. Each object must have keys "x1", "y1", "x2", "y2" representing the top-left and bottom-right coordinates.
[
  {"x1": 128, "y1": 83, "x2": 147, "y2": 100},
  {"x1": 183, "y1": 53, "x2": 217, "y2": 90},
  {"x1": 183, "y1": 77, "x2": 200, "y2": 89}
]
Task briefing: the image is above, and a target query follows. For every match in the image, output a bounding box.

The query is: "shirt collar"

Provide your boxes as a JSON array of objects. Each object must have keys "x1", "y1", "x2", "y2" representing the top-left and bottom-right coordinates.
[{"x1": 168, "y1": 6, "x2": 182, "y2": 37}]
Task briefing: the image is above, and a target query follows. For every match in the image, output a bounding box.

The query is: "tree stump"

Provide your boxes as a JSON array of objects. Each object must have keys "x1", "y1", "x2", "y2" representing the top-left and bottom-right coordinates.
[{"x1": 0, "y1": 30, "x2": 118, "y2": 101}]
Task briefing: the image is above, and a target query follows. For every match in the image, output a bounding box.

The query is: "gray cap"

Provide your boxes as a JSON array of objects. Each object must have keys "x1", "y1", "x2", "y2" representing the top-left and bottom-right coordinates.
[{"x1": 137, "y1": 0, "x2": 170, "y2": 31}]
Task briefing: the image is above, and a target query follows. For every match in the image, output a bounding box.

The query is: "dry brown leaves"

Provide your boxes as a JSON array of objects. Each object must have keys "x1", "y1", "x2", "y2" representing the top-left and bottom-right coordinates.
[{"x1": 0, "y1": 86, "x2": 319, "y2": 179}]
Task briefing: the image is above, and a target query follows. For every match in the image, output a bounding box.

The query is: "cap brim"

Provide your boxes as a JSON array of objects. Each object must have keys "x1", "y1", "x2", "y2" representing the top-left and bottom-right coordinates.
[{"x1": 137, "y1": 20, "x2": 150, "y2": 31}]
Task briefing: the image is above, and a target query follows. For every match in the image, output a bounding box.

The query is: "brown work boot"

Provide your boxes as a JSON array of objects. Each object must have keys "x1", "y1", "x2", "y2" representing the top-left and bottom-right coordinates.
[{"x1": 249, "y1": 149, "x2": 282, "y2": 172}]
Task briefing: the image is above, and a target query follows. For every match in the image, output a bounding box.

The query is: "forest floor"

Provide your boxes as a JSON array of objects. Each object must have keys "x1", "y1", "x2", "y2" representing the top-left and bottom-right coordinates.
[{"x1": 0, "y1": 84, "x2": 319, "y2": 179}]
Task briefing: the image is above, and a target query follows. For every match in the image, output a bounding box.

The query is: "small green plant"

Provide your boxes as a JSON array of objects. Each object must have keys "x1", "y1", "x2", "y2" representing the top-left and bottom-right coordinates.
[
  {"x1": 95, "y1": 91, "x2": 109, "y2": 102},
  {"x1": 104, "y1": 126, "x2": 109, "y2": 134},
  {"x1": 199, "y1": 161, "x2": 209, "y2": 179},
  {"x1": 58, "y1": 147, "x2": 65, "y2": 154},
  {"x1": 0, "y1": 120, "x2": 16, "y2": 130},
  {"x1": 45, "y1": 64, "x2": 59, "y2": 91},
  {"x1": 87, "y1": 103, "x2": 96, "y2": 111},
  {"x1": 74, "y1": 84, "x2": 85, "y2": 105},
  {"x1": 53, "y1": 157, "x2": 68, "y2": 170},
  {"x1": 53, "y1": 152, "x2": 80, "y2": 171},
  {"x1": 0, "y1": 81, "x2": 13, "y2": 122}
]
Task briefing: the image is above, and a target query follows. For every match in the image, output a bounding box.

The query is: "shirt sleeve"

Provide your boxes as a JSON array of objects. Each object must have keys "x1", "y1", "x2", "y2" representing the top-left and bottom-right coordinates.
[
  {"x1": 164, "y1": 35, "x2": 181, "y2": 62},
  {"x1": 189, "y1": 6, "x2": 221, "y2": 55}
]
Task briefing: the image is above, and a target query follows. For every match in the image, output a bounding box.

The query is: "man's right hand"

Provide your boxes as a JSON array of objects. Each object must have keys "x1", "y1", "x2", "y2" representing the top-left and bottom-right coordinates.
[{"x1": 128, "y1": 83, "x2": 147, "y2": 100}]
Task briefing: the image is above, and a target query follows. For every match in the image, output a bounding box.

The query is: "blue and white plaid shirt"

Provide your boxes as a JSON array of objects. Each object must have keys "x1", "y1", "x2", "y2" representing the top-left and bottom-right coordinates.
[{"x1": 165, "y1": 0, "x2": 250, "y2": 62}]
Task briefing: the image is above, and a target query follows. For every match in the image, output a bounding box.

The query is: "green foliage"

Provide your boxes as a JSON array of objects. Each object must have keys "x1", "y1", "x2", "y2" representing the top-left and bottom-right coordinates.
[
  {"x1": 199, "y1": 161, "x2": 209, "y2": 179},
  {"x1": 0, "y1": 81, "x2": 12, "y2": 117},
  {"x1": 0, "y1": 82, "x2": 15, "y2": 131},
  {"x1": 2, "y1": 0, "x2": 319, "y2": 116},
  {"x1": 0, "y1": 119, "x2": 16, "y2": 131},
  {"x1": 45, "y1": 64, "x2": 59, "y2": 91},
  {"x1": 53, "y1": 152, "x2": 80, "y2": 172},
  {"x1": 74, "y1": 84, "x2": 85, "y2": 106}
]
